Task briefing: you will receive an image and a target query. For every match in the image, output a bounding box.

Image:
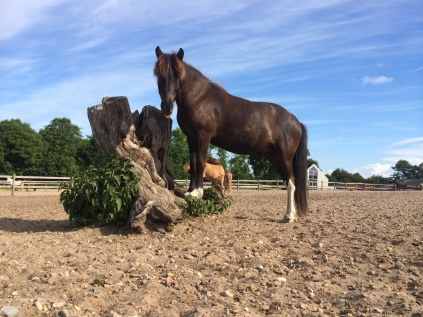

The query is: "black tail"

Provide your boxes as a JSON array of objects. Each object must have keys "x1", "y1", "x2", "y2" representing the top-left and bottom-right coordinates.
[{"x1": 293, "y1": 123, "x2": 308, "y2": 216}]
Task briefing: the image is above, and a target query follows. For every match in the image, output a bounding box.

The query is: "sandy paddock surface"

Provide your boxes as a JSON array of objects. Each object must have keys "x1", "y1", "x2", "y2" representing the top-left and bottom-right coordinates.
[{"x1": 0, "y1": 190, "x2": 422, "y2": 317}]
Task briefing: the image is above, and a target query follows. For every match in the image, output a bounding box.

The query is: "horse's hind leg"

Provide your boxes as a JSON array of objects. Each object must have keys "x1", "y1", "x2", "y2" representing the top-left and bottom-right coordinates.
[
  {"x1": 219, "y1": 176, "x2": 225, "y2": 197},
  {"x1": 267, "y1": 153, "x2": 297, "y2": 222}
]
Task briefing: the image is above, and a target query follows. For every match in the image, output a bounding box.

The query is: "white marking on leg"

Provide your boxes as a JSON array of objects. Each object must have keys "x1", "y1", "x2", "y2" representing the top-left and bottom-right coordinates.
[
  {"x1": 197, "y1": 188, "x2": 203, "y2": 199},
  {"x1": 284, "y1": 179, "x2": 297, "y2": 222},
  {"x1": 185, "y1": 188, "x2": 204, "y2": 199}
]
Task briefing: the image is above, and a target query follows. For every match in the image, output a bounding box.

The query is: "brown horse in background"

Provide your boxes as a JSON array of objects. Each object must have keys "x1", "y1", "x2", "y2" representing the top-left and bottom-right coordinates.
[
  {"x1": 154, "y1": 47, "x2": 308, "y2": 222},
  {"x1": 395, "y1": 179, "x2": 407, "y2": 190},
  {"x1": 183, "y1": 162, "x2": 225, "y2": 196}
]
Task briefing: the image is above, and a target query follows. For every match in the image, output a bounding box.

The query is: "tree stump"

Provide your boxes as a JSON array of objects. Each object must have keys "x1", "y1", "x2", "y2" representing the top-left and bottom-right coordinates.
[{"x1": 87, "y1": 96, "x2": 186, "y2": 233}]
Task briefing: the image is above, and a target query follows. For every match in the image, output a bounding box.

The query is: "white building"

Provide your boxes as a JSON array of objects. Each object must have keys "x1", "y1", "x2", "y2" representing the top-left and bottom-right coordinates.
[{"x1": 307, "y1": 164, "x2": 329, "y2": 189}]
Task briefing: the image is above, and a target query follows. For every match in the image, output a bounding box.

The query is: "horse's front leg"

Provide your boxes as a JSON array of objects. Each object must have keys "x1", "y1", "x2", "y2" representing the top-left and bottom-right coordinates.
[{"x1": 185, "y1": 137, "x2": 208, "y2": 199}]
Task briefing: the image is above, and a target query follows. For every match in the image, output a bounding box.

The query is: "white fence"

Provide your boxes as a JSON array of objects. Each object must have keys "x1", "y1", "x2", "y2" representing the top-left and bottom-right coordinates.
[
  {"x1": 0, "y1": 175, "x2": 70, "y2": 195},
  {"x1": 176, "y1": 179, "x2": 397, "y2": 191},
  {"x1": 1, "y1": 174, "x2": 398, "y2": 195},
  {"x1": 175, "y1": 179, "x2": 287, "y2": 191}
]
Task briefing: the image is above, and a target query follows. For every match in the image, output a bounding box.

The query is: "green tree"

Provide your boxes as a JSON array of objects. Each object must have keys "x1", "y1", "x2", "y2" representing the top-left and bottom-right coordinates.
[
  {"x1": 168, "y1": 128, "x2": 190, "y2": 179},
  {"x1": 39, "y1": 118, "x2": 83, "y2": 176},
  {"x1": 216, "y1": 147, "x2": 229, "y2": 170},
  {"x1": 229, "y1": 154, "x2": 253, "y2": 180},
  {"x1": 391, "y1": 159, "x2": 423, "y2": 179},
  {"x1": 350, "y1": 173, "x2": 365, "y2": 183},
  {"x1": 415, "y1": 162, "x2": 423, "y2": 179},
  {"x1": 76, "y1": 136, "x2": 98, "y2": 170},
  {"x1": 248, "y1": 155, "x2": 278, "y2": 179},
  {"x1": 307, "y1": 158, "x2": 319, "y2": 168},
  {"x1": 0, "y1": 119, "x2": 44, "y2": 175},
  {"x1": 330, "y1": 168, "x2": 353, "y2": 182},
  {"x1": 366, "y1": 175, "x2": 390, "y2": 184},
  {"x1": 208, "y1": 144, "x2": 229, "y2": 170}
]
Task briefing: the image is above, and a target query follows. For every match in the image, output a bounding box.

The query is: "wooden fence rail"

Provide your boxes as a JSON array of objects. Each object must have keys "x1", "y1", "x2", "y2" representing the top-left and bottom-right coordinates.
[
  {"x1": 2, "y1": 174, "x2": 398, "y2": 196},
  {"x1": 0, "y1": 174, "x2": 70, "y2": 195},
  {"x1": 174, "y1": 179, "x2": 287, "y2": 191},
  {"x1": 175, "y1": 180, "x2": 396, "y2": 191}
]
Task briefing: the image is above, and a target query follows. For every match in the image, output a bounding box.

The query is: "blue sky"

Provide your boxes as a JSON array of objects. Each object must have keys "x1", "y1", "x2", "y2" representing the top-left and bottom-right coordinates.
[{"x1": 1, "y1": 0, "x2": 422, "y2": 178}]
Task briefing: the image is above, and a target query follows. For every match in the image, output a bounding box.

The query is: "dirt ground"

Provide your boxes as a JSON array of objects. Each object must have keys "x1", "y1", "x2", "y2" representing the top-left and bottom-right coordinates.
[{"x1": 0, "y1": 189, "x2": 422, "y2": 317}]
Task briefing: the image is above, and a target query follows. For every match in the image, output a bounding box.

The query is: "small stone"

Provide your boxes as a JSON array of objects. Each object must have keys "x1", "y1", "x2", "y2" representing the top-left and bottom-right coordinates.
[
  {"x1": 35, "y1": 301, "x2": 43, "y2": 310},
  {"x1": 53, "y1": 301, "x2": 66, "y2": 308},
  {"x1": 1, "y1": 306, "x2": 19, "y2": 317},
  {"x1": 221, "y1": 290, "x2": 234, "y2": 298},
  {"x1": 333, "y1": 299, "x2": 346, "y2": 307},
  {"x1": 340, "y1": 308, "x2": 355, "y2": 315},
  {"x1": 394, "y1": 261, "x2": 404, "y2": 269},
  {"x1": 256, "y1": 265, "x2": 264, "y2": 272},
  {"x1": 372, "y1": 307, "x2": 383, "y2": 313},
  {"x1": 28, "y1": 273, "x2": 39, "y2": 281},
  {"x1": 58, "y1": 308, "x2": 70, "y2": 317}
]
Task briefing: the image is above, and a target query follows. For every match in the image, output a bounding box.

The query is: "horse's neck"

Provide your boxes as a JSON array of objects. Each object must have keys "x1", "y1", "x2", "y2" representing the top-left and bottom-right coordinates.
[{"x1": 179, "y1": 66, "x2": 210, "y2": 102}]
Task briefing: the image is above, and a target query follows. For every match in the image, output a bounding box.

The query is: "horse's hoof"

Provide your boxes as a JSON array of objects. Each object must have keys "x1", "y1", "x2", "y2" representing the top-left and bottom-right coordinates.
[
  {"x1": 184, "y1": 192, "x2": 198, "y2": 198},
  {"x1": 185, "y1": 188, "x2": 203, "y2": 199},
  {"x1": 282, "y1": 218, "x2": 296, "y2": 223}
]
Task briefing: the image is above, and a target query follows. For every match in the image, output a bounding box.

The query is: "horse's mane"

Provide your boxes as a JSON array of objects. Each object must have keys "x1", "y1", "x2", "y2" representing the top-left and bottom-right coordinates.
[
  {"x1": 207, "y1": 157, "x2": 221, "y2": 166},
  {"x1": 154, "y1": 52, "x2": 186, "y2": 79},
  {"x1": 154, "y1": 52, "x2": 227, "y2": 92}
]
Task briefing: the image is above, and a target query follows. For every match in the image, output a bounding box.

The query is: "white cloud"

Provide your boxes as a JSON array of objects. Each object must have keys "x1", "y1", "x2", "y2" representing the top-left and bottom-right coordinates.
[
  {"x1": 382, "y1": 137, "x2": 423, "y2": 166},
  {"x1": 354, "y1": 163, "x2": 392, "y2": 177},
  {"x1": 0, "y1": 0, "x2": 67, "y2": 41},
  {"x1": 389, "y1": 137, "x2": 423, "y2": 147},
  {"x1": 353, "y1": 138, "x2": 423, "y2": 177},
  {"x1": 362, "y1": 75, "x2": 393, "y2": 85}
]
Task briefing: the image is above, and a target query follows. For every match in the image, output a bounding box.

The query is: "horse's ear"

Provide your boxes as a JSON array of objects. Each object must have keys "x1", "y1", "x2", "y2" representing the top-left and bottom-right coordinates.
[
  {"x1": 177, "y1": 48, "x2": 184, "y2": 61},
  {"x1": 155, "y1": 46, "x2": 162, "y2": 58}
]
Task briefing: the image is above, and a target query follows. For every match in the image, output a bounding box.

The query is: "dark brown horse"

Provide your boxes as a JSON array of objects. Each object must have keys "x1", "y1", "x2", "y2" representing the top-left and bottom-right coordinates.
[
  {"x1": 154, "y1": 47, "x2": 308, "y2": 222},
  {"x1": 395, "y1": 179, "x2": 407, "y2": 190}
]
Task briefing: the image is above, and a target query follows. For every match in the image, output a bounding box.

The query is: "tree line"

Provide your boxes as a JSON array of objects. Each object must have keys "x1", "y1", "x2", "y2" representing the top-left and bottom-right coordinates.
[{"x1": 1, "y1": 119, "x2": 422, "y2": 183}]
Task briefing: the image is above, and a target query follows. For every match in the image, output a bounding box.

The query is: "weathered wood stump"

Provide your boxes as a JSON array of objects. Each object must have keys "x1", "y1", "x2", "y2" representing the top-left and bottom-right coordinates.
[{"x1": 87, "y1": 96, "x2": 186, "y2": 233}]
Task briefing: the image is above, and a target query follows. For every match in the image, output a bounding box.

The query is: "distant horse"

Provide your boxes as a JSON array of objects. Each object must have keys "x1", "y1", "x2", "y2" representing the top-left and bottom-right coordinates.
[
  {"x1": 224, "y1": 170, "x2": 233, "y2": 195},
  {"x1": 395, "y1": 179, "x2": 407, "y2": 191},
  {"x1": 154, "y1": 47, "x2": 308, "y2": 222},
  {"x1": 183, "y1": 162, "x2": 225, "y2": 196}
]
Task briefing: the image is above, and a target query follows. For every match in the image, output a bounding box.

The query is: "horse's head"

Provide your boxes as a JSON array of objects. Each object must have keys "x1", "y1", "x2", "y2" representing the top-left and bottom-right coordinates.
[{"x1": 154, "y1": 46, "x2": 185, "y2": 118}]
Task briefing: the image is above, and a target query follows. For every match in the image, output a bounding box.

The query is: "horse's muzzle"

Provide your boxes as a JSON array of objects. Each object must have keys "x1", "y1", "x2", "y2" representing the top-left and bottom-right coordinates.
[{"x1": 161, "y1": 101, "x2": 173, "y2": 118}]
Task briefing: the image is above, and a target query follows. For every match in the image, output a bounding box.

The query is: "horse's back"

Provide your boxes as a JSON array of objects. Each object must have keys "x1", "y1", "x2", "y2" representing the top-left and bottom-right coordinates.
[
  {"x1": 203, "y1": 163, "x2": 225, "y2": 181},
  {"x1": 208, "y1": 97, "x2": 302, "y2": 156}
]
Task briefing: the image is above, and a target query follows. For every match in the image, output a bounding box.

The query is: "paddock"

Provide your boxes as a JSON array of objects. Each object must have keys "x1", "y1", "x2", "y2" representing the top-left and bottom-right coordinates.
[{"x1": 0, "y1": 190, "x2": 422, "y2": 316}]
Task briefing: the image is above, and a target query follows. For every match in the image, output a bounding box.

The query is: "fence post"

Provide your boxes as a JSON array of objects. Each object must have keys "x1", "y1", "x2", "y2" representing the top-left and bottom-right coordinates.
[
  {"x1": 257, "y1": 179, "x2": 260, "y2": 190},
  {"x1": 11, "y1": 173, "x2": 16, "y2": 196},
  {"x1": 276, "y1": 179, "x2": 279, "y2": 189},
  {"x1": 237, "y1": 179, "x2": 239, "y2": 191}
]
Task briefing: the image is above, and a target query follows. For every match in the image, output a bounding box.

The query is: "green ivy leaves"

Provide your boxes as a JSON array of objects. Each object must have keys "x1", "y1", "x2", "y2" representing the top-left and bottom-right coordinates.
[
  {"x1": 182, "y1": 186, "x2": 231, "y2": 218},
  {"x1": 59, "y1": 156, "x2": 139, "y2": 227}
]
